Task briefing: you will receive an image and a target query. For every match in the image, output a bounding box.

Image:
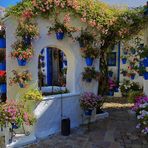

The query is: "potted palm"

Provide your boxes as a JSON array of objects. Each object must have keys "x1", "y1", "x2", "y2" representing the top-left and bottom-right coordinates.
[
  {"x1": 9, "y1": 70, "x2": 32, "y2": 88},
  {"x1": 82, "y1": 67, "x2": 100, "y2": 82},
  {"x1": 81, "y1": 45, "x2": 99, "y2": 66},
  {"x1": 11, "y1": 41, "x2": 34, "y2": 66}
]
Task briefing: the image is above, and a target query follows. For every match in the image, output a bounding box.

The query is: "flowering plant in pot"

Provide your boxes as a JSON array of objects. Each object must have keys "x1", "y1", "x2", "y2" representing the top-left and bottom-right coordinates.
[
  {"x1": 80, "y1": 92, "x2": 102, "y2": 116},
  {"x1": 128, "y1": 71, "x2": 136, "y2": 80},
  {"x1": 48, "y1": 21, "x2": 78, "y2": 40},
  {"x1": 0, "y1": 99, "x2": 36, "y2": 128},
  {"x1": 81, "y1": 45, "x2": 99, "y2": 66},
  {"x1": 16, "y1": 21, "x2": 39, "y2": 45},
  {"x1": 11, "y1": 40, "x2": 34, "y2": 66},
  {"x1": 82, "y1": 67, "x2": 100, "y2": 82},
  {"x1": 132, "y1": 96, "x2": 148, "y2": 135},
  {"x1": 9, "y1": 70, "x2": 32, "y2": 88},
  {"x1": 76, "y1": 29, "x2": 95, "y2": 47},
  {"x1": 120, "y1": 69, "x2": 127, "y2": 76},
  {"x1": 0, "y1": 71, "x2": 6, "y2": 83},
  {"x1": 121, "y1": 55, "x2": 127, "y2": 64},
  {"x1": 108, "y1": 78, "x2": 116, "y2": 96}
]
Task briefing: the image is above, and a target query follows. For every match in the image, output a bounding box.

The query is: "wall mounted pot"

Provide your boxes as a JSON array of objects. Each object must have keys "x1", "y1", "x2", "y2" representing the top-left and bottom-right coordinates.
[
  {"x1": 85, "y1": 57, "x2": 94, "y2": 66},
  {"x1": 130, "y1": 75, "x2": 135, "y2": 80},
  {"x1": 122, "y1": 58, "x2": 127, "y2": 64},
  {"x1": 85, "y1": 78, "x2": 92, "y2": 83},
  {"x1": 108, "y1": 90, "x2": 114, "y2": 96},
  {"x1": 0, "y1": 62, "x2": 6, "y2": 70},
  {"x1": 19, "y1": 83, "x2": 25, "y2": 88},
  {"x1": 84, "y1": 109, "x2": 93, "y2": 116},
  {"x1": 144, "y1": 72, "x2": 148, "y2": 80},
  {"x1": 11, "y1": 123, "x2": 19, "y2": 129},
  {"x1": 56, "y1": 32, "x2": 64, "y2": 40},
  {"x1": 17, "y1": 58, "x2": 27, "y2": 66},
  {"x1": 0, "y1": 84, "x2": 6, "y2": 93},
  {"x1": 108, "y1": 71, "x2": 113, "y2": 77},
  {"x1": 143, "y1": 57, "x2": 148, "y2": 67},
  {"x1": 23, "y1": 35, "x2": 31, "y2": 46},
  {"x1": 0, "y1": 38, "x2": 6, "y2": 48}
]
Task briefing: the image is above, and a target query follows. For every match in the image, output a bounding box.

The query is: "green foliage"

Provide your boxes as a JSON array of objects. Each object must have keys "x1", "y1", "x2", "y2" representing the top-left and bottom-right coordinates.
[
  {"x1": 127, "y1": 91, "x2": 143, "y2": 103},
  {"x1": 23, "y1": 89, "x2": 43, "y2": 102}
]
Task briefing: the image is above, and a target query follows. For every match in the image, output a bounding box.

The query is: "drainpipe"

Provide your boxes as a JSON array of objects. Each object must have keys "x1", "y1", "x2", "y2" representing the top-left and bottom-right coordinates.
[{"x1": 117, "y1": 42, "x2": 121, "y2": 86}]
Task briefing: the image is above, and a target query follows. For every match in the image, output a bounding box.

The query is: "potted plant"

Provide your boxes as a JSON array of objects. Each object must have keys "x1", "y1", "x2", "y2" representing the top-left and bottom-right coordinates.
[
  {"x1": 76, "y1": 29, "x2": 95, "y2": 47},
  {"x1": 80, "y1": 92, "x2": 101, "y2": 116},
  {"x1": 0, "y1": 25, "x2": 6, "y2": 48},
  {"x1": 16, "y1": 22, "x2": 39, "y2": 46},
  {"x1": 82, "y1": 67, "x2": 100, "y2": 82},
  {"x1": 129, "y1": 72, "x2": 136, "y2": 80},
  {"x1": 120, "y1": 69, "x2": 127, "y2": 76},
  {"x1": 121, "y1": 55, "x2": 127, "y2": 64},
  {"x1": 48, "y1": 21, "x2": 78, "y2": 40},
  {"x1": 0, "y1": 49, "x2": 6, "y2": 70},
  {"x1": 139, "y1": 46, "x2": 148, "y2": 67},
  {"x1": 138, "y1": 66, "x2": 146, "y2": 76},
  {"x1": 0, "y1": 71, "x2": 6, "y2": 93},
  {"x1": 9, "y1": 70, "x2": 32, "y2": 88},
  {"x1": 81, "y1": 45, "x2": 99, "y2": 66},
  {"x1": 11, "y1": 41, "x2": 34, "y2": 66},
  {"x1": 108, "y1": 79, "x2": 116, "y2": 96},
  {"x1": 108, "y1": 69, "x2": 113, "y2": 77},
  {"x1": 0, "y1": 99, "x2": 36, "y2": 129}
]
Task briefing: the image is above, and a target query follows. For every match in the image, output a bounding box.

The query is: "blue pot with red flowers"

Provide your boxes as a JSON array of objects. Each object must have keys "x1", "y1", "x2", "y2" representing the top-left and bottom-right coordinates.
[
  {"x1": 17, "y1": 58, "x2": 27, "y2": 66},
  {"x1": 143, "y1": 57, "x2": 148, "y2": 67},
  {"x1": 85, "y1": 57, "x2": 94, "y2": 66},
  {"x1": 56, "y1": 32, "x2": 64, "y2": 40},
  {"x1": 0, "y1": 62, "x2": 6, "y2": 70},
  {"x1": 0, "y1": 84, "x2": 6, "y2": 93},
  {"x1": 144, "y1": 72, "x2": 148, "y2": 80},
  {"x1": 122, "y1": 58, "x2": 127, "y2": 64},
  {"x1": 0, "y1": 38, "x2": 6, "y2": 48},
  {"x1": 84, "y1": 109, "x2": 93, "y2": 116},
  {"x1": 23, "y1": 35, "x2": 31, "y2": 46}
]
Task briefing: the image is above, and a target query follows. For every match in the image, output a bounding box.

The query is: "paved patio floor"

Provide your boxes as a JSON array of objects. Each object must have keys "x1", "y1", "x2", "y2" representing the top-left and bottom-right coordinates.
[{"x1": 25, "y1": 99, "x2": 148, "y2": 148}]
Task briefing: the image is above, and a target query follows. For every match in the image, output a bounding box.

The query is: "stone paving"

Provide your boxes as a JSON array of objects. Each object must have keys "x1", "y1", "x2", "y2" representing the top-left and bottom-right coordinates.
[{"x1": 25, "y1": 99, "x2": 148, "y2": 148}]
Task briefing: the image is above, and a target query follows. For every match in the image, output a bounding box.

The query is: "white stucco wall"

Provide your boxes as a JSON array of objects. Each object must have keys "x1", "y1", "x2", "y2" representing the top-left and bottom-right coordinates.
[{"x1": 5, "y1": 16, "x2": 99, "y2": 99}]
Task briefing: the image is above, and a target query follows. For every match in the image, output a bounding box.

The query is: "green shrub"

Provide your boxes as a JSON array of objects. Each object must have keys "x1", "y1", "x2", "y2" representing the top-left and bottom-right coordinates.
[{"x1": 127, "y1": 91, "x2": 143, "y2": 103}]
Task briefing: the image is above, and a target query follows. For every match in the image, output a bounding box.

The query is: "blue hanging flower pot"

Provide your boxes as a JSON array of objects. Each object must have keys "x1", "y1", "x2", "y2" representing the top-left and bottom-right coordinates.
[
  {"x1": 0, "y1": 62, "x2": 6, "y2": 70},
  {"x1": 11, "y1": 123, "x2": 19, "y2": 129},
  {"x1": 122, "y1": 58, "x2": 127, "y2": 64},
  {"x1": 85, "y1": 57, "x2": 94, "y2": 66},
  {"x1": 17, "y1": 58, "x2": 27, "y2": 66},
  {"x1": 0, "y1": 84, "x2": 6, "y2": 93},
  {"x1": 144, "y1": 72, "x2": 148, "y2": 80},
  {"x1": 84, "y1": 109, "x2": 93, "y2": 116},
  {"x1": 23, "y1": 35, "x2": 31, "y2": 46},
  {"x1": 114, "y1": 87, "x2": 119, "y2": 92},
  {"x1": 131, "y1": 75, "x2": 135, "y2": 80},
  {"x1": 143, "y1": 57, "x2": 148, "y2": 67},
  {"x1": 0, "y1": 38, "x2": 6, "y2": 48},
  {"x1": 19, "y1": 83, "x2": 25, "y2": 88},
  {"x1": 56, "y1": 32, "x2": 64, "y2": 40}
]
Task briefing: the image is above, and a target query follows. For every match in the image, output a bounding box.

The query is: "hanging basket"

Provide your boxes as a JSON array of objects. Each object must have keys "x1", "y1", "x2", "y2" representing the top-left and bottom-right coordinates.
[
  {"x1": 56, "y1": 32, "x2": 64, "y2": 40},
  {"x1": 144, "y1": 72, "x2": 148, "y2": 80},
  {"x1": 84, "y1": 109, "x2": 93, "y2": 116},
  {"x1": 85, "y1": 57, "x2": 94, "y2": 66},
  {"x1": 122, "y1": 58, "x2": 127, "y2": 64},
  {"x1": 0, "y1": 38, "x2": 6, "y2": 48},
  {"x1": 0, "y1": 62, "x2": 6, "y2": 70},
  {"x1": 17, "y1": 58, "x2": 27, "y2": 66},
  {"x1": 0, "y1": 84, "x2": 6, "y2": 93}
]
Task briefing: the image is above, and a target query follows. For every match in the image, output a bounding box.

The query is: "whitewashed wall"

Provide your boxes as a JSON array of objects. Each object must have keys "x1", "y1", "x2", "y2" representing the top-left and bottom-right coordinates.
[{"x1": 5, "y1": 16, "x2": 99, "y2": 99}]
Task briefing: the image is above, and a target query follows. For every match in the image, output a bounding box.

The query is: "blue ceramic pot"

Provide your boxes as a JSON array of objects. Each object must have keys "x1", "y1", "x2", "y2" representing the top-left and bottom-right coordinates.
[
  {"x1": 56, "y1": 32, "x2": 64, "y2": 40},
  {"x1": 19, "y1": 83, "x2": 24, "y2": 88},
  {"x1": 85, "y1": 57, "x2": 94, "y2": 66},
  {"x1": 84, "y1": 109, "x2": 93, "y2": 116},
  {"x1": 122, "y1": 58, "x2": 127, "y2": 64},
  {"x1": 85, "y1": 78, "x2": 92, "y2": 83},
  {"x1": 131, "y1": 75, "x2": 135, "y2": 80},
  {"x1": 0, "y1": 38, "x2": 6, "y2": 48},
  {"x1": 108, "y1": 90, "x2": 114, "y2": 96},
  {"x1": 114, "y1": 87, "x2": 119, "y2": 92},
  {"x1": 17, "y1": 58, "x2": 27, "y2": 66},
  {"x1": 0, "y1": 62, "x2": 6, "y2": 70},
  {"x1": 144, "y1": 72, "x2": 148, "y2": 80},
  {"x1": 23, "y1": 36, "x2": 31, "y2": 46},
  {"x1": 11, "y1": 123, "x2": 19, "y2": 129},
  {"x1": 0, "y1": 84, "x2": 6, "y2": 93},
  {"x1": 143, "y1": 57, "x2": 148, "y2": 67},
  {"x1": 108, "y1": 71, "x2": 113, "y2": 77}
]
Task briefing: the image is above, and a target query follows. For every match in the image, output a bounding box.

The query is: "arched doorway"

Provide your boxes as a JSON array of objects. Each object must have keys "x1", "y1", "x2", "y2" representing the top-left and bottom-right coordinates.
[{"x1": 38, "y1": 47, "x2": 68, "y2": 96}]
